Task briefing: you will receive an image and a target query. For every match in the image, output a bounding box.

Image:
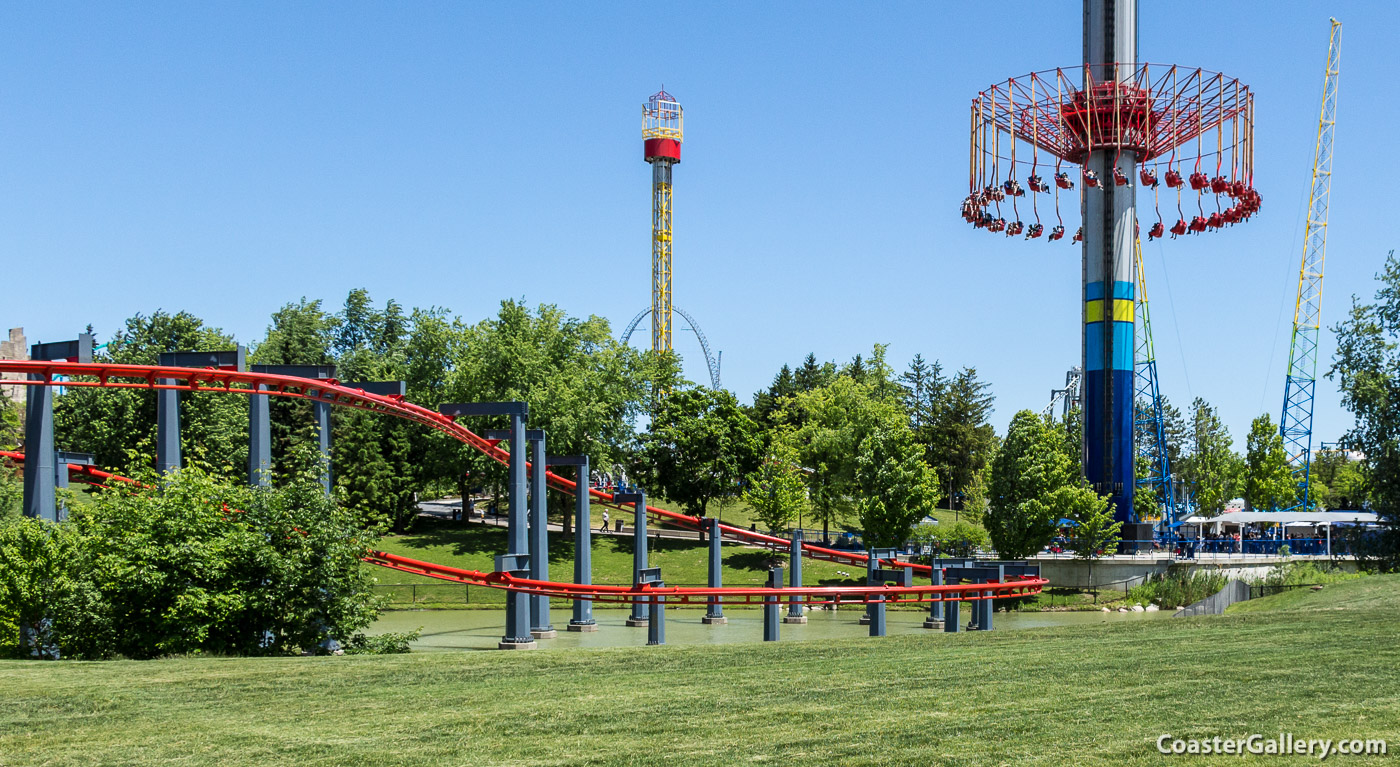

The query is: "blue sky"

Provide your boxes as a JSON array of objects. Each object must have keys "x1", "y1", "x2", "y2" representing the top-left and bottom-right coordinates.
[{"x1": 3, "y1": 1, "x2": 1397, "y2": 447}]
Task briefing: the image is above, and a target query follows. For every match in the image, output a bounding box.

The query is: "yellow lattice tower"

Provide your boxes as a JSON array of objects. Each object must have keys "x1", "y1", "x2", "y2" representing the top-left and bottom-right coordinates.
[{"x1": 643, "y1": 90, "x2": 683, "y2": 353}]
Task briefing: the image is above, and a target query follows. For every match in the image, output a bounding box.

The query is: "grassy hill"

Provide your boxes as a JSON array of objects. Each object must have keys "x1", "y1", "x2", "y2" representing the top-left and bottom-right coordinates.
[
  {"x1": 367, "y1": 516, "x2": 864, "y2": 606},
  {"x1": 4, "y1": 575, "x2": 1396, "y2": 766}
]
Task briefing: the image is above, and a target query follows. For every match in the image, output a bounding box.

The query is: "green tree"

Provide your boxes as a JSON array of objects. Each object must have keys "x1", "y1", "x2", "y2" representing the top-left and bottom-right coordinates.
[
  {"x1": 253, "y1": 297, "x2": 339, "y2": 478},
  {"x1": 985, "y1": 410, "x2": 1075, "y2": 558},
  {"x1": 855, "y1": 425, "x2": 940, "y2": 548},
  {"x1": 1328, "y1": 250, "x2": 1400, "y2": 568},
  {"x1": 928, "y1": 366, "x2": 997, "y2": 509},
  {"x1": 1244, "y1": 413, "x2": 1297, "y2": 511},
  {"x1": 0, "y1": 517, "x2": 80, "y2": 656},
  {"x1": 1062, "y1": 485, "x2": 1122, "y2": 601},
  {"x1": 743, "y1": 429, "x2": 809, "y2": 534},
  {"x1": 1179, "y1": 398, "x2": 1244, "y2": 515},
  {"x1": 1312, "y1": 449, "x2": 1367, "y2": 509},
  {"x1": 780, "y1": 365, "x2": 906, "y2": 542},
  {"x1": 0, "y1": 395, "x2": 20, "y2": 451},
  {"x1": 638, "y1": 387, "x2": 761, "y2": 518},
  {"x1": 53, "y1": 311, "x2": 247, "y2": 476}
]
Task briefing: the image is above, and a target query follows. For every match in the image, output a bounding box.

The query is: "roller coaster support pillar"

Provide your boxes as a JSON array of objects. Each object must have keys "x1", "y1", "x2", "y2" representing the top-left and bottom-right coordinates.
[
  {"x1": 859, "y1": 548, "x2": 880, "y2": 626},
  {"x1": 548, "y1": 455, "x2": 597, "y2": 632},
  {"x1": 923, "y1": 567, "x2": 945, "y2": 629},
  {"x1": 866, "y1": 548, "x2": 903, "y2": 638},
  {"x1": 248, "y1": 389, "x2": 271, "y2": 486},
  {"x1": 785, "y1": 530, "x2": 806, "y2": 623},
  {"x1": 24, "y1": 335, "x2": 92, "y2": 521},
  {"x1": 249, "y1": 365, "x2": 335, "y2": 491},
  {"x1": 764, "y1": 568, "x2": 783, "y2": 641},
  {"x1": 53, "y1": 452, "x2": 93, "y2": 523},
  {"x1": 315, "y1": 401, "x2": 331, "y2": 492},
  {"x1": 615, "y1": 491, "x2": 650, "y2": 626},
  {"x1": 944, "y1": 597, "x2": 961, "y2": 633},
  {"x1": 703, "y1": 517, "x2": 726, "y2": 624},
  {"x1": 639, "y1": 568, "x2": 665, "y2": 645},
  {"x1": 157, "y1": 348, "x2": 245, "y2": 478},
  {"x1": 440, "y1": 402, "x2": 533, "y2": 649},
  {"x1": 529, "y1": 433, "x2": 555, "y2": 639}
]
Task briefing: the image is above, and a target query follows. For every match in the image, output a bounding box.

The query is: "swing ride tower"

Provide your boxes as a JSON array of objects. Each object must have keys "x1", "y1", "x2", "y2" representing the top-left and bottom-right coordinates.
[
  {"x1": 962, "y1": 0, "x2": 1260, "y2": 524},
  {"x1": 643, "y1": 90, "x2": 683, "y2": 354}
]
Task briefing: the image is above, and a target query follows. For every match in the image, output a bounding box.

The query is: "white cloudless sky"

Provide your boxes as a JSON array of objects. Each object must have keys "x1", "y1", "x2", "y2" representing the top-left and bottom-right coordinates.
[{"x1": 3, "y1": 1, "x2": 1397, "y2": 446}]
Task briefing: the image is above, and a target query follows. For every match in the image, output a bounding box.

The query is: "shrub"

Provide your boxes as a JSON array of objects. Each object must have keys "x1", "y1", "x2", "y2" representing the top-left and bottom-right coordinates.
[
  {"x1": 1126, "y1": 570, "x2": 1229, "y2": 609},
  {"x1": 0, "y1": 448, "x2": 387, "y2": 660}
]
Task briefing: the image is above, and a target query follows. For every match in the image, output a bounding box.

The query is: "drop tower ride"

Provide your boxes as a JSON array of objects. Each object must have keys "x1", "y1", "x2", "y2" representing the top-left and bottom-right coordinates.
[{"x1": 962, "y1": 0, "x2": 1260, "y2": 524}]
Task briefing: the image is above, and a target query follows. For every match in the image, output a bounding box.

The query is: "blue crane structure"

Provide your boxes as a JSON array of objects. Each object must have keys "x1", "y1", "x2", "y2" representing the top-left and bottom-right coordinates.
[
  {"x1": 1133, "y1": 238, "x2": 1177, "y2": 535},
  {"x1": 1280, "y1": 19, "x2": 1342, "y2": 511}
]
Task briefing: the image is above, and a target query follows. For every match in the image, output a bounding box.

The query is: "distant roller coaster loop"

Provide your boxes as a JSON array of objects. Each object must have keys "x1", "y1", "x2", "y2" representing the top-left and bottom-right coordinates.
[
  {"x1": 621, "y1": 306, "x2": 721, "y2": 389},
  {"x1": 0, "y1": 360, "x2": 1045, "y2": 604}
]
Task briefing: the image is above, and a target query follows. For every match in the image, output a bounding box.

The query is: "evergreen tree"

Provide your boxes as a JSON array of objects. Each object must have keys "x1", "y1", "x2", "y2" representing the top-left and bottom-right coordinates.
[
  {"x1": 1179, "y1": 398, "x2": 1244, "y2": 515},
  {"x1": 928, "y1": 367, "x2": 997, "y2": 510}
]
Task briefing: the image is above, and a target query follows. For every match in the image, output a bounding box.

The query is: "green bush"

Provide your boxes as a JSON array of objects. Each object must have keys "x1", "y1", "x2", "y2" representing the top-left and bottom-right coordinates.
[
  {"x1": 916, "y1": 521, "x2": 990, "y2": 558},
  {"x1": 1260, "y1": 561, "x2": 1362, "y2": 588},
  {"x1": 0, "y1": 449, "x2": 387, "y2": 660},
  {"x1": 1126, "y1": 570, "x2": 1229, "y2": 609}
]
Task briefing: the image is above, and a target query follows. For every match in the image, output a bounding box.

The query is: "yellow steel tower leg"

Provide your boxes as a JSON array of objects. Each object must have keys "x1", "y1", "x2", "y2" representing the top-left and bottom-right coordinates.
[{"x1": 651, "y1": 161, "x2": 674, "y2": 353}]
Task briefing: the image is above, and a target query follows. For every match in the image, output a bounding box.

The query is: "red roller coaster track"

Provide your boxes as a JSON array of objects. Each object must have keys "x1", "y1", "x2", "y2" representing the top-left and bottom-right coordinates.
[{"x1": 0, "y1": 360, "x2": 1046, "y2": 605}]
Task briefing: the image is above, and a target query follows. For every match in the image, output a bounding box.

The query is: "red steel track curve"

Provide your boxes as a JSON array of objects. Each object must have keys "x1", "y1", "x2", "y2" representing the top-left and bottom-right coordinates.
[{"x1": 0, "y1": 360, "x2": 1046, "y2": 604}]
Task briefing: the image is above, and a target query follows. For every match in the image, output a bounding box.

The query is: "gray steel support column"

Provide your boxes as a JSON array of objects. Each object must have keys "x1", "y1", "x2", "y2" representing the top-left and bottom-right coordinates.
[
  {"x1": 764, "y1": 568, "x2": 783, "y2": 641},
  {"x1": 944, "y1": 596, "x2": 962, "y2": 633},
  {"x1": 501, "y1": 412, "x2": 534, "y2": 648},
  {"x1": 156, "y1": 385, "x2": 180, "y2": 475},
  {"x1": 315, "y1": 401, "x2": 332, "y2": 494},
  {"x1": 785, "y1": 530, "x2": 806, "y2": 623},
  {"x1": 703, "y1": 517, "x2": 726, "y2": 624},
  {"x1": 21, "y1": 380, "x2": 55, "y2": 521},
  {"x1": 529, "y1": 435, "x2": 555, "y2": 638},
  {"x1": 248, "y1": 388, "x2": 271, "y2": 486},
  {"x1": 53, "y1": 454, "x2": 69, "y2": 523},
  {"x1": 924, "y1": 567, "x2": 945, "y2": 629},
  {"x1": 568, "y1": 458, "x2": 596, "y2": 631},
  {"x1": 627, "y1": 491, "x2": 649, "y2": 626},
  {"x1": 860, "y1": 549, "x2": 877, "y2": 625},
  {"x1": 868, "y1": 593, "x2": 887, "y2": 637},
  {"x1": 648, "y1": 589, "x2": 666, "y2": 646}
]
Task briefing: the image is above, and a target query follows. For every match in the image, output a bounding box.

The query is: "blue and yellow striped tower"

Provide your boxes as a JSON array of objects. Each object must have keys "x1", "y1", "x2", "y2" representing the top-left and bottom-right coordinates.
[{"x1": 1082, "y1": 0, "x2": 1137, "y2": 523}]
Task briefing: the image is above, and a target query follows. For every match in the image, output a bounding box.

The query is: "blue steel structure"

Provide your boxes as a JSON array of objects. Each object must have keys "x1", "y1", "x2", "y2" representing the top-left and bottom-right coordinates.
[
  {"x1": 1133, "y1": 239, "x2": 1177, "y2": 533},
  {"x1": 1280, "y1": 19, "x2": 1342, "y2": 512}
]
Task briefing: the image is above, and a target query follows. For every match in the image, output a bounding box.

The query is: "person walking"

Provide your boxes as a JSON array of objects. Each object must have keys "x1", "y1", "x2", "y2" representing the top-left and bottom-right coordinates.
[{"x1": 600, "y1": 510, "x2": 609, "y2": 534}]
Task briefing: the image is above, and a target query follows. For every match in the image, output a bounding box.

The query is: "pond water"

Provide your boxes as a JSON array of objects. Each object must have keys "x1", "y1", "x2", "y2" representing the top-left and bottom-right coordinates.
[{"x1": 368, "y1": 606, "x2": 1170, "y2": 652}]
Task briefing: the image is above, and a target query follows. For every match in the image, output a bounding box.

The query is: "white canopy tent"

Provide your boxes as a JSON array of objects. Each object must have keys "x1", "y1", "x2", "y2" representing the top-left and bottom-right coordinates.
[
  {"x1": 1180, "y1": 511, "x2": 1378, "y2": 526},
  {"x1": 1177, "y1": 510, "x2": 1378, "y2": 557}
]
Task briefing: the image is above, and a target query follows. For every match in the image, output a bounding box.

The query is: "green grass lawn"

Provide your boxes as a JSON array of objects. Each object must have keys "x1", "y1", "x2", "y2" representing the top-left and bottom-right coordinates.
[
  {"x1": 368, "y1": 516, "x2": 864, "y2": 607},
  {"x1": 4, "y1": 575, "x2": 1397, "y2": 765}
]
